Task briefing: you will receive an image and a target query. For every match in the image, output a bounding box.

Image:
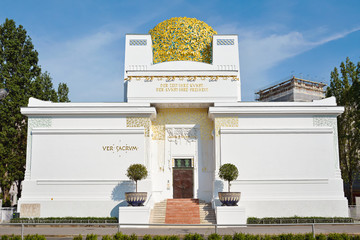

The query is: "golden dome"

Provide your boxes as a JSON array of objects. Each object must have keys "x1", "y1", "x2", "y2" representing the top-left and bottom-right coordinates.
[{"x1": 149, "y1": 17, "x2": 217, "y2": 64}]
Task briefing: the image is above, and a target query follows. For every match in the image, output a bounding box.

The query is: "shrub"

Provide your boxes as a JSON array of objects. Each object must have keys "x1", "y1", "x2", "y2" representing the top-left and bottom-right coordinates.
[
  {"x1": 102, "y1": 236, "x2": 112, "y2": 240},
  {"x1": 73, "y1": 235, "x2": 83, "y2": 240},
  {"x1": 223, "y1": 235, "x2": 233, "y2": 240},
  {"x1": 153, "y1": 236, "x2": 169, "y2": 240},
  {"x1": 113, "y1": 232, "x2": 124, "y2": 240},
  {"x1": 86, "y1": 234, "x2": 98, "y2": 240},
  {"x1": 246, "y1": 217, "x2": 353, "y2": 224},
  {"x1": 142, "y1": 235, "x2": 151, "y2": 240},
  {"x1": 10, "y1": 217, "x2": 118, "y2": 223},
  {"x1": 129, "y1": 234, "x2": 137, "y2": 240},
  {"x1": 184, "y1": 233, "x2": 204, "y2": 240},
  {"x1": 208, "y1": 234, "x2": 221, "y2": 240},
  {"x1": 168, "y1": 236, "x2": 180, "y2": 240},
  {"x1": 233, "y1": 233, "x2": 246, "y2": 240},
  {"x1": 316, "y1": 235, "x2": 327, "y2": 240},
  {"x1": 24, "y1": 235, "x2": 46, "y2": 240},
  {"x1": 219, "y1": 163, "x2": 239, "y2": 192},
  {"x1": 126, "y1": 164, "x2": 148, "y2": 192}
]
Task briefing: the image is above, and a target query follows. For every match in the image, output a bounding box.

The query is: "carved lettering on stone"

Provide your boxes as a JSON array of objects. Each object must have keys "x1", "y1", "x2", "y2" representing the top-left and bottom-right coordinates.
[{"x1": 166, "y1": 127, "x2": 198, "y2": 144}]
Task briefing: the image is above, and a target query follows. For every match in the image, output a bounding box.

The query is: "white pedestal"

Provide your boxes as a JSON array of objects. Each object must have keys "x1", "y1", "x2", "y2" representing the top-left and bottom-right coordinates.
[
  {"x1": 118, "y1": 206, "x2": 150, "y2": 228},
  {"x1": 216, "y1": 206, "x2": 246, "y2": 225}
]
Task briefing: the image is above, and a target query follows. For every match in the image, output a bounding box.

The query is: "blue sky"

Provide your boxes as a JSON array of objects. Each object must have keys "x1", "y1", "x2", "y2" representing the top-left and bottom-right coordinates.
[{"x1": 1, "y1": 0, "x2": 360, "y2": 102}]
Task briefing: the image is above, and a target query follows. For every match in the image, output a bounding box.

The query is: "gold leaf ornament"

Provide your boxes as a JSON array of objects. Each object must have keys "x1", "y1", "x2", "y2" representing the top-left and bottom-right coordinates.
[{"x1": 149, "y1": 17, "x2": 217, "y2": 64}]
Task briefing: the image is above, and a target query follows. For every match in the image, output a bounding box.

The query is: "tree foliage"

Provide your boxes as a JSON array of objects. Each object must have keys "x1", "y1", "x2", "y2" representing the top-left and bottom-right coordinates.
[
  {"x1": 326, "y1": 57, "x2": 360, "y2": 204},
  {"x1": 126, "y1": 164, "x2": 148, "y2": 192},
  {"x1": 219, "y1": 163, "x2": 239, "y2": 192},
  {"x1": 0, "y1": 18, "x2": 70, "y2": 205}
]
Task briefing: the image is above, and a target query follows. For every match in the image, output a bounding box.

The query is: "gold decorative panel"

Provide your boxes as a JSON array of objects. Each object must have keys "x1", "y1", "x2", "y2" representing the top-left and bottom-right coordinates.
[
  {"x1": 214, "y1": 117, "x2": 238, "y2": 136},
  {"x1": 151, "y1": 108, "x2": 213, "y2": 140},
  {"x1": 149, "y1": 17, "x2": 217, "y2": 64},
  {"x1": 126, "y1": 117, "x2": 151, "y2": 137}
]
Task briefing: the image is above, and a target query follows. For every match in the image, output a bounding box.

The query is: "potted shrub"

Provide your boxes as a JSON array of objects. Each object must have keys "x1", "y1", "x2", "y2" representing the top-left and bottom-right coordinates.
[
  {"x1": 125, "y1": 164, "x2": 148, "y2": 206},
  {"x1": 218, "y1": 163, "x2": 240, "y2": 206}
]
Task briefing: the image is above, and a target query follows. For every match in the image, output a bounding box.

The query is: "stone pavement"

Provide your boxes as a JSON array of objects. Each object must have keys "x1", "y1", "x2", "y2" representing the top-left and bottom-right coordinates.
[{"x1": 0, "y1": 224, "x2": 360, "y2": 237}]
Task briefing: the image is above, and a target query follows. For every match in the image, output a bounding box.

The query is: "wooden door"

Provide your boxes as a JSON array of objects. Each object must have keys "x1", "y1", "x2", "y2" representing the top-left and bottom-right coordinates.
[{"x1": 173, "y1": 159, "x2": 194, "y2": 198}]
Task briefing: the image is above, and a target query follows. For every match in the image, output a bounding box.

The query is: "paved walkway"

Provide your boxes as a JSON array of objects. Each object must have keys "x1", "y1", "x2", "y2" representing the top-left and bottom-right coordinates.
[{"x1": 0, "y1": 224, "x2": 360, "y2": 237}]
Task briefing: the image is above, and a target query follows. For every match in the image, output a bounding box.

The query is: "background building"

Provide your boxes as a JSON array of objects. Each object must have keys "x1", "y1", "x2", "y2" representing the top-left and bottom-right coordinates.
[{"x1": 256, "y1": 77, "x2": 326, "y2": 102}]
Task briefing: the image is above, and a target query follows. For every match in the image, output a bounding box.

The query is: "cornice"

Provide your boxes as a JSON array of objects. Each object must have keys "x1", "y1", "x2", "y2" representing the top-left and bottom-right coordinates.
[
  {"x1": 21, "y1": 107, "x2": 157, "y2": 118},
  {"x1": 208, "y1": 105, "x2": 344, "y2": 118}
]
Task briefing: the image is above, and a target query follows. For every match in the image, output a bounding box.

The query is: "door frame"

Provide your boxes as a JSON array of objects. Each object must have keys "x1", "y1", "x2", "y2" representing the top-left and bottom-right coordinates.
[{"x1": 165, "y1": 124, "x2": 199, "y2": 200}]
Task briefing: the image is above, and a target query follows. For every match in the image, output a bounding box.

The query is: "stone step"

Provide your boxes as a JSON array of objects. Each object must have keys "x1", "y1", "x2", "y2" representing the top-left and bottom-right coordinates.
[
  {"x1": 149, "y1": 200, "x2": 167, "y2": 224},
  {"x1": 150, "y1": 199, "x2": 216, "y2": 225},
  {"x1": 165, "y1": 199, "x2": 200, "y2": 224}
]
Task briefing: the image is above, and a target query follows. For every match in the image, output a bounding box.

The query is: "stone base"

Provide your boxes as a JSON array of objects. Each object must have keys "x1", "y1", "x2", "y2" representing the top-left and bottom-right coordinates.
[
  {"x1": 216, "y1": 206, "x2": 246, "y2": 225},
  {"x1": 118, "y1": 206, "x2": 150, "y2": 228}
]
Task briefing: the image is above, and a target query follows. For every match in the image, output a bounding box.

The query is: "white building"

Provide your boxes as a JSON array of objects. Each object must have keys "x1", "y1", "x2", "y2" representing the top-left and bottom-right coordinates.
[{"x1": 18, "y1": 17, "x2": 348, "y2": 223}]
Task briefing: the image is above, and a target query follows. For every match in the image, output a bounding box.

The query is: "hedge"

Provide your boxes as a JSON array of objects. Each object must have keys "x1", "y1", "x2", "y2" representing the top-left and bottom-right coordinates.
[
  {"x1": 2, "y1": 233, "x2": 360, "y2": 240},
  {"x1": 10, "y1": 217, "x2": 118, "y2": 223},
  {"x1": 247, "y1": 217, "x2": 353, "y2": 224},
  {"x1": 72, "y1": 233, "x2": 360, "y2": 240}
]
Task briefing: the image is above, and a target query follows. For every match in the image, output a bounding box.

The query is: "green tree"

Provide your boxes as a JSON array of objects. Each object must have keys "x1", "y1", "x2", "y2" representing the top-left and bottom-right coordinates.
[
  {"x1": 31, "y1": 72, "x2": 58, "y2": 102},
  {"x1": 219, "y1": 163, "x2": 239, "y2": 192},
  {"x1": 326, "y1": 57, "x2": 360, "y2": 204},
  {"x1": 0, "y1": 18, "x2": 41, "y2": 204},
  {"x1": 126, "y1": 164, "x2": 148, "y2": 192},
  {"x1": 0, "y1": 18, "x2": 70, "y2": 205},
  {"x1": 57, "y1": 82, "x2": 70, "y2": 102}
]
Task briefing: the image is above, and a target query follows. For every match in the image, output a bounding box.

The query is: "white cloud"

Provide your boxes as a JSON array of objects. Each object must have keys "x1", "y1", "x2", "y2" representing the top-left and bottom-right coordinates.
[{"x1": 227, "y1": 25, "x2": 360, "y2": 100}]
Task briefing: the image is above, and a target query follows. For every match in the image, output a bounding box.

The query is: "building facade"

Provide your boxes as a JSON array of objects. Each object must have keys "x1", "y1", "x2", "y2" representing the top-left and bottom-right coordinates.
[{"x1": 18, "y1": 17, "x2": 348, "y2": 222}]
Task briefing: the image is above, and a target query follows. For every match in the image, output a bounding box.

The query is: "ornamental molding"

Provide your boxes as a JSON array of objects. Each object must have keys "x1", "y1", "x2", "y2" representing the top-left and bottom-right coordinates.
[
  {"x1": 126, "y1": 117, "x2": 151, "y2": 137},
  {"x1": 151, "y1": 109, "x2": 213, "y2": 141},
  {"x1": 124, "y1": 75, "x2": 239, "y2": 82},
  {"x1": 214, "y1": 117, "x2": 238, "y2": 136},
  {"x1": 313, "y1": 116, "x2": 340, "y2": 171},
  {"x1": 313, "y1": 116, "x2": 337, "y2": 128},
  {"x1": 220, "y1": 128, "x2": 333, "y2": 135},
  {"x1": 26, "y1": 117, "x2": 52, "y2": 180},
  {"x1": 29, "y1": 118, "x2": 52, "y2": 129},
  {"x1": 166, "y1": 127, "x2": 198, "y2": 144}
]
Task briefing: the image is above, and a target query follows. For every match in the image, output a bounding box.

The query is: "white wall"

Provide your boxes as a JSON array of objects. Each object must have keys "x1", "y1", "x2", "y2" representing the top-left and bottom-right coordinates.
[{"x1": 31, "y1": 129, "x2": 145, "y2": 180}]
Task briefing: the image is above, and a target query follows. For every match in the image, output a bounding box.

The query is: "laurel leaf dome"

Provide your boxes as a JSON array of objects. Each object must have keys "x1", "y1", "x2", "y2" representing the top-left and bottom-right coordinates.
[{"x1": 149, "y1": 17, "x2": 217, "y2": 64}]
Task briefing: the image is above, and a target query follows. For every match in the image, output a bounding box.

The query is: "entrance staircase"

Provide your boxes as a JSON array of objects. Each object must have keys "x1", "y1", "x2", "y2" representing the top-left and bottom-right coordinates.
[{"x1": 149, "y1": 199, "x2": 216, "y2": 224}]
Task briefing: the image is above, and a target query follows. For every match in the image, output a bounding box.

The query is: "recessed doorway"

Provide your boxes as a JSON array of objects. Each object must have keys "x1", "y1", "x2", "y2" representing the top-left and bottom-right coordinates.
[{"x1": 173, "y1": 158, "x2": 194, "y2": 198}]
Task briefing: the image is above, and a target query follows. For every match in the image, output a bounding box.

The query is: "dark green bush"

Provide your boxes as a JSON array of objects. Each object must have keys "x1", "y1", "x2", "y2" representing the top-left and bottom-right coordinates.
[
  {"x1": 208, "y1": 234, "x2": 222, "y2": 240},
  {"x1": 142, "y1": 235, "x2": 151, "y2": 240},
  {"x1": 168, "y1": 236, "x2": 180, "y2": 240},
  {"x1": 153, "y1": 236, "x2": 170, "y2": 240},
  {"x1": 129, "y1": 234, "x2": 137, "y2": 240},
  {"x1": 102, "y1": 236, "x2": 112, "y2": 240},
  {"x1": 10, "y1": 217, "x2": 118, "y2": 223},
  {"x1": 245, "y1": 235, "x2": 261, "y2": 240},
  {"x1": 223, "y1": 235, "x2": 233, "y2": 240},
  {"x1": 233, "y1": 233, "x2": 246, "y2": 240},
  {"x1": 184, "y1": 233, "x2": 204, "y2": 240},
  {"x1": 86, "y1": 234, "x2": 98, "y2": 240},
  {"x1": 247, "y1": 217, "x2": 353, "y2": 224},
  {"x1": 73, "y1": 235, "x2": 83, "y2": 240},
  {"x1": 24, "y1": 235, "x2": 46, "y2": 240},
  {"x1": 113, "y1": 232, "x2": 132, "y2": 240},
  {"x1": 327, "y1": 234, "x2": 351, "y2": 240}
]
